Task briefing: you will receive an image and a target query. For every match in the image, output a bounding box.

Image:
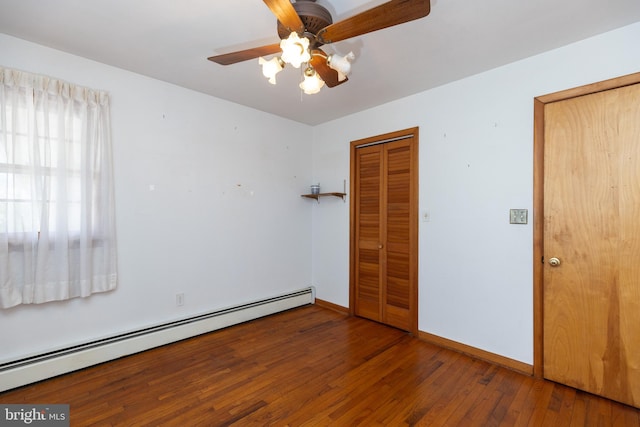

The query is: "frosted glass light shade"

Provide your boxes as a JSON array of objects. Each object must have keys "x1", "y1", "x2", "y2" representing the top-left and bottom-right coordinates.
[
  {"x1": 299, "y1": 67, "x2": 325, "y2": 95},
  {"x1": 328, "y1": 51, "x2": 355, "y2": 82},
  {"x1": 258, "y1": 56, "x2": 284, "y2": 84},
  {"x1": 280, "y1": 32, "x2": 311, "y2": 68}
]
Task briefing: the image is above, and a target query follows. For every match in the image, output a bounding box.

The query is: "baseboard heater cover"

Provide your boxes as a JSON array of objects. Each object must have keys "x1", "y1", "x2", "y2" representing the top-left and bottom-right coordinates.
[{"x1": 0, "y1": 287, "x2": 315, "y2": 392}]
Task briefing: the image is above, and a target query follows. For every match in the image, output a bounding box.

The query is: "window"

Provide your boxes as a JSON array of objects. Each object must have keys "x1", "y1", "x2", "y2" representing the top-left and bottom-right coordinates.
[
  {"x1": 0, "y1": 67, "x2": 118, "y2": 308},
  {"x1": 1, "y1": 99, "x2": 82, "y2": 235}
]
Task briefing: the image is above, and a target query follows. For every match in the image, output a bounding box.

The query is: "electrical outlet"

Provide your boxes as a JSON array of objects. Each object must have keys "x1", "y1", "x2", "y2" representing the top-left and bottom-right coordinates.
[
  {"x1": 510, "y1": 209, "x2": 528, "y2": 224},
  {"x1": 176, "y1": 293, "x2": 185, "y2": 306}
]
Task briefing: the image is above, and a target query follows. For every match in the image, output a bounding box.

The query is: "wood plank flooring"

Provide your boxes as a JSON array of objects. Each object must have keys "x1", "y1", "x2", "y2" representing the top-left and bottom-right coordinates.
[{"x1": 1, "y1": 305, "x2": 639, "y2": 426}]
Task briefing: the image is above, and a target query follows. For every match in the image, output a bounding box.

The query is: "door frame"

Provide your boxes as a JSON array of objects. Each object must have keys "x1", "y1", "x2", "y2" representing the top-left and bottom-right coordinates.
[
  {"x1": 532, "y1": 71, "x2": 640, "y2": 378},
  {"x1": 349, "y1": 127, "x2": 419, "y2": 335}
]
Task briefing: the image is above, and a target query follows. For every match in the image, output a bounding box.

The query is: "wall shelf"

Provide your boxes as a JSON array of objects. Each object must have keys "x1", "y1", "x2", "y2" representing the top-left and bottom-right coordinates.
[{"x1": 301, "y1": 180, "x2": 347, "y2": 203}]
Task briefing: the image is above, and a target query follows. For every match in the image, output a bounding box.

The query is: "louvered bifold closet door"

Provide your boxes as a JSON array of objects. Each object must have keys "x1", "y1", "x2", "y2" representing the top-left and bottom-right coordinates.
[{"x1": 354, "y1": 136, "x2": 416, "y2": 332}]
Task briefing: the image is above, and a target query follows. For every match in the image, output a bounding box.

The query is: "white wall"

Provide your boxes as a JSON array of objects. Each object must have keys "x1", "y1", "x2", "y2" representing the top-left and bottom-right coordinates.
[
  {"x1": 311, "y1": 22, "x2": 640, "y2": 364},
  {"x1": 0, "y1": 34, "x2": 314, "y2": 363}
]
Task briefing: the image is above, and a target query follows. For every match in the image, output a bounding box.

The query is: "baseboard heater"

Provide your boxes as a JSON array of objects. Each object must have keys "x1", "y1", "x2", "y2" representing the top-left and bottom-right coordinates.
[{"x1": 0, "y1": 287, "x2": 315, "y2": 392}]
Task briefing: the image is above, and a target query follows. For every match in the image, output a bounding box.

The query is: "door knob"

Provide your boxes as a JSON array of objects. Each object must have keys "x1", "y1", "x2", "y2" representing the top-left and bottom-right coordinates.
[
  {"x1": 548, "y1": 257, "x2": 561, "y2": 267},
  {"x1": 378, "y1": 244, "x2": 383, "y2": 249}
]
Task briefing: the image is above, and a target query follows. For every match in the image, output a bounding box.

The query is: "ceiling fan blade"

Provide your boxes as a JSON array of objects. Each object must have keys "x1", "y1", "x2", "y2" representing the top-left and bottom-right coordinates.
[
  {"x1": 317, "y1": 0, "x2": 430, "y2": 44},
  {"x1": 208, "y1": 43, "x2": 282, "y2": 65},
  {"x1": 263, "y1": 0, "x2": 304, "y2": 34},
  {"x1": 310, "y1": 49, "x2": 347, "y2": 88}
]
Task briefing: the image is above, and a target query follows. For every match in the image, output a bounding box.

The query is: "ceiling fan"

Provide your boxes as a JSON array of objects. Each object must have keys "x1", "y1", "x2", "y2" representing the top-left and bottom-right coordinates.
[{"x1": 208, "y1": 0, "x2": 431, "y2": 94}]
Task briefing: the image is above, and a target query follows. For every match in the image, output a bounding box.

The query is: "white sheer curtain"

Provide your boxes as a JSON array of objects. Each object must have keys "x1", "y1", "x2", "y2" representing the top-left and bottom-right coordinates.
[{"x1": 0, "y1": 67, "x2": 118, "y2": 308}]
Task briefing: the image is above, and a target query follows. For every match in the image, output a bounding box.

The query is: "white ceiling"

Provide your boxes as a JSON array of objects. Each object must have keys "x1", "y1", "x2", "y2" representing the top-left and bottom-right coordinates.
[{"x1": 1, "y1": 0, "x2": 639, "y2": 125}]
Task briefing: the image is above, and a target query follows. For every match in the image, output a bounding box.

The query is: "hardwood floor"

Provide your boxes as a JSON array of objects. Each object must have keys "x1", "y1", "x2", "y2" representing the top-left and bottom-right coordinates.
[{"x1": 1, "y1": 305, "x2": 639, "y2": 426}]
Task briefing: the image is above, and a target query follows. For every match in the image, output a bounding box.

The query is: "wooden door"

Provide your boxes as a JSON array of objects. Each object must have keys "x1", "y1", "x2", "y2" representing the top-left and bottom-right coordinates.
[
  {"x1": 350, "y1": 128, "x2": 418, "y2": 333},
  {"x1": 541, "y1": 81, "x2": 640, "y2": 407}
]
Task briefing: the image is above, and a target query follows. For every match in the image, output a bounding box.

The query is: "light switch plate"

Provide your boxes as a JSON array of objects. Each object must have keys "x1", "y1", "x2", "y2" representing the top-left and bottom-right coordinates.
[{"x1": 510, "y1": 209, "x2": 528, "y2": 224}]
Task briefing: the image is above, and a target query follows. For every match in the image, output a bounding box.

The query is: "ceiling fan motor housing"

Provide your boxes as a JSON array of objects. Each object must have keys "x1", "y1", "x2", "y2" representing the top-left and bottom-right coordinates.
[{"x1": 277, "y1": 0, "x2": 333, "y2": 44}]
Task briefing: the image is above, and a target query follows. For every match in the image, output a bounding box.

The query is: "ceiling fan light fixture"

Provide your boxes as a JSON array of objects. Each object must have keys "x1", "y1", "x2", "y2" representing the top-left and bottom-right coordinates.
[
  {"x1": 258, "y1": 56, "x2": 285, "y2": 84},
  {"x1": 327, "y1": 51, "x2": 355, "y2": 82},
  {"x1": 280, "y1": 32, "x2": 311, "y2": 68},
  {"x1": 209, "y1": 0, "x2": 433, "y2": 94},
  {"x1": 299, "y1": 66, "x2": 325, "y2": 95}
]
